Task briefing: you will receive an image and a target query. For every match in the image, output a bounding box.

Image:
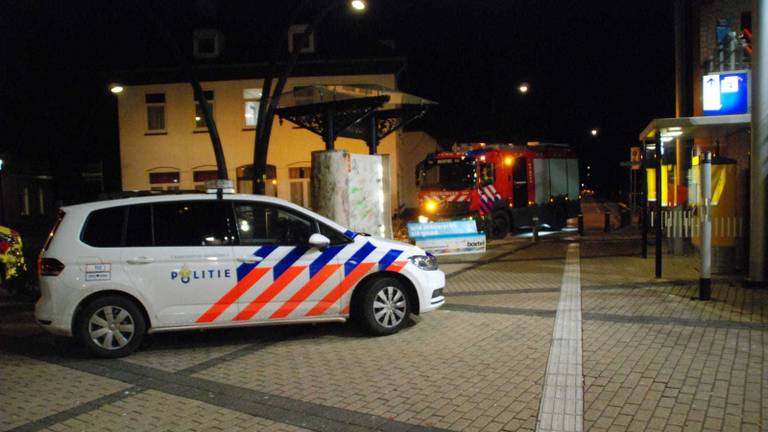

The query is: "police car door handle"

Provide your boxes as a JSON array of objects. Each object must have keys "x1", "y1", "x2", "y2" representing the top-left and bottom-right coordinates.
[
  {"x1": 237, "y1": 256, "x2": 263, "y2": 263},
  {"x1": 127, "y1": 257, "x2": 154, "y2": 264}
]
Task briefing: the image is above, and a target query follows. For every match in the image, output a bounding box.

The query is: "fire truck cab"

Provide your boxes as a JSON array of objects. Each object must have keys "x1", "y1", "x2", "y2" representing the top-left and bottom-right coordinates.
[{"x1": 416, "y1": 143, "x2": 580, "y2": 238}]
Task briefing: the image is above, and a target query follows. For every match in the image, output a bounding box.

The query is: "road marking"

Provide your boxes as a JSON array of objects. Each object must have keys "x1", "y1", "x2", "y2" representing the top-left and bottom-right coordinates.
[{"x1": 536, "y1": 243, "x2": 583, "y2": 432}]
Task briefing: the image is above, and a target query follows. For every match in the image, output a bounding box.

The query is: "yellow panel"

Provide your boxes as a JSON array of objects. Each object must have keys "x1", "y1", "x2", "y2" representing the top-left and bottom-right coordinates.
[
  {"x1": 661, "y1": 165, "x2": 669, "y2": 207},
  {"x1": 647, "y1": 168, "x2": 656, "y2": 201}
]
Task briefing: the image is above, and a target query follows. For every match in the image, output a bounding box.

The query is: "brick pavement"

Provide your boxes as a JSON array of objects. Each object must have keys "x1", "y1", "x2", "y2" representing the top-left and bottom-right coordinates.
[{"x1": 0, "y1": 232, "x2": 766, "y2": 432}]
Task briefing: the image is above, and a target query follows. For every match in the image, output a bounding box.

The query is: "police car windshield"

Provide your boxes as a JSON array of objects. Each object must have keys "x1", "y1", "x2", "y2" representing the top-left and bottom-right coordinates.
[{"x1": 419, "y1": 158, "x2": 475, "y2": 190}]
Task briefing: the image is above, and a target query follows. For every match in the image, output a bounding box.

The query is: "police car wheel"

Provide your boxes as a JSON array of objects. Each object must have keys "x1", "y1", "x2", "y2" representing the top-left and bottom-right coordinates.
[
  {"x1": 77, "y1": 296, "x2": 145, "y2": 358},
  {"x1": 358, "y1": 278, "x2": 410, "y2": 336}
]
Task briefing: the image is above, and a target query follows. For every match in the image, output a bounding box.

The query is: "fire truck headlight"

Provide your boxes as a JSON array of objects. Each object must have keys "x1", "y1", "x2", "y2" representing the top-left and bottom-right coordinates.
[
  {"x1": 418, "y1": 215, "x2": 429, "y2": 223},
  {"x1": 424, "y1": 200, "x2": 437, "y2": 213}
]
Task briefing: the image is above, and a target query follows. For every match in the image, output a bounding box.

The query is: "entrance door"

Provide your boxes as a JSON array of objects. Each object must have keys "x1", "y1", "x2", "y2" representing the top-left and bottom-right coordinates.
[
  {"x1": 121, "y1": 200, "x2": 237, "y2": 327},
  {"x1": 513, "y1": 157, "x2": 529, "y2": 208}
]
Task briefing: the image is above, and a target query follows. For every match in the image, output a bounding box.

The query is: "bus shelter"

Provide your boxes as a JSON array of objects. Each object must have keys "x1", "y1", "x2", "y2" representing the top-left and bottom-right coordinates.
[{"x1": 638, "y1": 114, "x2": 750, "y2": 282}]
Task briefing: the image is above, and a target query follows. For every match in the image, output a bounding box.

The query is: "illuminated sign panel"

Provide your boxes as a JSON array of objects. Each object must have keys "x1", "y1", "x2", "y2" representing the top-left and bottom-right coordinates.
[{"x1": 702, "y1": 71, "x2": 749, "y2": 116}]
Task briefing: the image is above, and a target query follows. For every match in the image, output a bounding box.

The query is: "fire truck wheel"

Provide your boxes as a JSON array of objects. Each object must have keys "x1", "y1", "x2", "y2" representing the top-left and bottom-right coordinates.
[{"x1": 490, "y1": 211, "x2": 510, "y2": 239}]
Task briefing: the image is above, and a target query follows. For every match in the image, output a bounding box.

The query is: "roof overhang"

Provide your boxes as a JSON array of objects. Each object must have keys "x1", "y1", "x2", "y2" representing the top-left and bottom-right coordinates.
[{"x1": 639, "y1": 114, "x2": 751, "y2": 142}]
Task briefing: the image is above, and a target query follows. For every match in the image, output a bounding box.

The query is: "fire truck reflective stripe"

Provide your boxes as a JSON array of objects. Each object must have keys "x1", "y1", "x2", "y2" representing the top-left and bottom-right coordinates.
[
  {"x1": 273, "y1": 247, "x2": 308, "y2": 279},
  {"x1": 341, "y1": 304, "x2": 350, "y2": 315},
  {"x1": 196, "y1": 267, "x2": 271, "y2": 323},
  {"x1": 378, "y1": 249, "x2": 403, "y2": 271},
  {"x1": 236, "y1": 245, "x2": 277, "y2": 281},
  {"x1": 234, "y1": 266, "x2": 307, "y2": 321},
  {"x1": 345, "y1": 242, "x2": 376, "y2": 275},
  {"x1": 457, "y1": 195, "x2": 467, "y2": 202},
  {"x1": 269, "y1": 264, "x2": 342, "y2": 319},
  {"x1": 309, "y1": 244, "x2": 345, "y2": 277},
  {"x1": 344, "y1": 230, "x2": 358, "y2": 239},
  {"x1": 305, "y1": 262, "x2": 376, "y2": 317},
  {"x1": 386, "y1": 260, "x2": 407, "y2": 272},
  {"x1": 482, "y1": 186, "x2": 500, "y2": 203},
  {"x1": 479, "y1": 195, "x2": 492, "y2": 213}
]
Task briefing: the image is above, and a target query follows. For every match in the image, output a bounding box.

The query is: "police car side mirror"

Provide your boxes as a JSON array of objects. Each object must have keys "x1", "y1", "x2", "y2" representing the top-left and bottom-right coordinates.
[{"x1": 308, "y1": 233, "x2": 330, "y2": 250}]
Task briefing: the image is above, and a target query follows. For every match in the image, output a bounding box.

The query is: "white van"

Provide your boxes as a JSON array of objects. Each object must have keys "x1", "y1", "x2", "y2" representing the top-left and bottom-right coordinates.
[{"x1": 35, "y1": 193, "x2": 445, "y2": 357}]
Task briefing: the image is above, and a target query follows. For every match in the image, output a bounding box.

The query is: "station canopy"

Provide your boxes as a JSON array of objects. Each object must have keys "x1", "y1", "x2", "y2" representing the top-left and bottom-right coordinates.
[
  {"x1": 639, "y1": 114, "x2": 750, "y2": 142},
  {"x1": 276, "y1": 85, "x2": 436, "y2": 149}
]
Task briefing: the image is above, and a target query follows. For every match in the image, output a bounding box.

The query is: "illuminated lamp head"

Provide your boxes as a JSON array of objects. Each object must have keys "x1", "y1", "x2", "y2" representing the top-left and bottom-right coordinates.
[{"x1": 424, "y1": 200, "x2": 437, "y2": 213}]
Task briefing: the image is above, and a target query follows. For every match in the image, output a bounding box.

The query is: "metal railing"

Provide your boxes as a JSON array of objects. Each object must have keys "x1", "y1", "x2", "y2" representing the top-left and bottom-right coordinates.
[
  {"x1": 649, "y1": 210, "x2": 744, "y2": 240},
  {"x1": 703, "y1": 32, "x2": 751, "y2": 73}
]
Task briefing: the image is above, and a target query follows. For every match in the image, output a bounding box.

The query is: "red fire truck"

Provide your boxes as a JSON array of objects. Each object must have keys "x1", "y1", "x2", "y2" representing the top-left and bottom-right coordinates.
[{"x1": 416, "y1": 143, "x2": 580, "y2": 238}]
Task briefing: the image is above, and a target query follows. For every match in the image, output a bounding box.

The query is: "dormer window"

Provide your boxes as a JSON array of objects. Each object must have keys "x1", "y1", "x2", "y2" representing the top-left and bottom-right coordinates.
[
  {"x1": 288, "y1": 24, "x2": 315, "y2": 54},
  {"x1": 193, "y1": 29, "x2": 222, "y2": 59}
]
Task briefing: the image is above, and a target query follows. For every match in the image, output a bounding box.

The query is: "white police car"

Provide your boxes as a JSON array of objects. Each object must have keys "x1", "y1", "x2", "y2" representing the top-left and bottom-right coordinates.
[{"x1": 35, "y1": 191, "x2": 445, "y2": 357}]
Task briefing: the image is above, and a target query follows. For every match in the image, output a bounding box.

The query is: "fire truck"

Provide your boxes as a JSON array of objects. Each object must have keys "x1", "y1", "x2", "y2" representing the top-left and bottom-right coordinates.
[{"x1": 416, "y1": 143, "x2": 580, "y2": 238}]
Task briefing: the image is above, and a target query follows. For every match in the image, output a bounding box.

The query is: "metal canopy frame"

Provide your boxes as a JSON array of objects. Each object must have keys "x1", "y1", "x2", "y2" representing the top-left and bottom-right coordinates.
[
  {"x1": 639, "y1": 114, "x2": 750, "y2": 141},
  {"x1": 337, "y1": 106, "x2": 429, "y2": 145},
  {"x1": 276, "y1": 95, "x2": 390, "y2": 151},
  {"x1": 275, "y1": 85, "x2": 436, "y2": 154}
]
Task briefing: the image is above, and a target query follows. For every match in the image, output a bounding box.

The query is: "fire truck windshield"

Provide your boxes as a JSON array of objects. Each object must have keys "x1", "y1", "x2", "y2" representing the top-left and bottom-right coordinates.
[{"x1": 418, "y1": 158, "x2": 476, "y2": 190}]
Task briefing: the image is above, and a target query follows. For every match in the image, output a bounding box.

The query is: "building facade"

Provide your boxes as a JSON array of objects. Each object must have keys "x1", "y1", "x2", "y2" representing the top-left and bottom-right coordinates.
[{"x1": 116, "y1": 71, "x2": 434, "y2": 211}]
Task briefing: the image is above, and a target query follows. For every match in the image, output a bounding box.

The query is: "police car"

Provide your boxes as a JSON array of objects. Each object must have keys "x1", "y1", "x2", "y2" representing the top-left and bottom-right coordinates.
[{"x1": 35, "y1": 189, "x2": 445, "y2": 358}]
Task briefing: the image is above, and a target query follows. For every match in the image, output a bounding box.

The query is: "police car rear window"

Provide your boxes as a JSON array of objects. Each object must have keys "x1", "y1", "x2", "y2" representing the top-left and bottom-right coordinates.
[
  {"x1": 153, "y1": 201, "x2": 234, "y2": 246},
  {"x1": 82, "y1": 207, "x2": 126, "y2": 247}
]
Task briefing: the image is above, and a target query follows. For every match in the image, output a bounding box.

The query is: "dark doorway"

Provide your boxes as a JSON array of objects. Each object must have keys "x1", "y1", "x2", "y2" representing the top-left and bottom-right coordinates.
[{"x1": 513, "y1": 157, "x2": 528, "y2": 208}]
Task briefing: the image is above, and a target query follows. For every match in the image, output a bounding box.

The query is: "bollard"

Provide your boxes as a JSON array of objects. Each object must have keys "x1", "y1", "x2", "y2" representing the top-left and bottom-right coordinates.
[
  {"x1": 578, "y1": 213, "x2": 584, "y2": 236},
  {"x1": 604, "y1": 211, "x2": 611, "y2": 232},
  {"x1": 532, "y1": 216, "x2": 539, "y2": 242},
  {"x1": 700, "y1": 152, "x2": 712, "y2": 300}
]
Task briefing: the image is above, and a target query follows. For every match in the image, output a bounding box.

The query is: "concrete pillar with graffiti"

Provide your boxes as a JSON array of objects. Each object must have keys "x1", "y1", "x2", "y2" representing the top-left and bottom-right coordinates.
[{"x1": 311, "y1": 150, "x2": 392, "y2": 239}]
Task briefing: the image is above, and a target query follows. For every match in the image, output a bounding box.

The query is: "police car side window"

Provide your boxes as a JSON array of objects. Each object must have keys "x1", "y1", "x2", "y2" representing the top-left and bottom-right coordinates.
[
  {"x1": 234, "y1": 202, "x2": 314, "y2": 246},
  {"x1": 152, "y1": 201, "x2": 234, "y2": 246},
  {"x1": 81, "y1": 207, "x2": 126, "y2": 247},
  {"x1": 318, "y1": 223, "x2": 352, "y2": 245}
]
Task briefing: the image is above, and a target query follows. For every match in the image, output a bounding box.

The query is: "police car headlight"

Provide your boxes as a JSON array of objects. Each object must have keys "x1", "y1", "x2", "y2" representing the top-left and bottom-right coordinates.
[{"x1": 408, "y1": 255, "x2": 438, "y2": 271}]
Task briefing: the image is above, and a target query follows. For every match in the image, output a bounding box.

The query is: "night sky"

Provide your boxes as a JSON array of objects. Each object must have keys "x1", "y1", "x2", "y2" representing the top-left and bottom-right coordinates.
[{"x1": 1, "y1": 0, "x2": 675, "y2": 200}]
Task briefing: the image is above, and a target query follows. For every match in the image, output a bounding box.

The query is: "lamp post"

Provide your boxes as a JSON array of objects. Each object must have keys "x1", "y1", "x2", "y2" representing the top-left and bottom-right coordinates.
[{"x1": 252, "y1": 0, "x2": 366, "y2": 194}]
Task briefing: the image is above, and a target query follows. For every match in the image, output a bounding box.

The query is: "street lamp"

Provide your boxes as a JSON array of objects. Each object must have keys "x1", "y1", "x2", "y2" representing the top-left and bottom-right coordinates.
[
  {"x1": 109, "y1": 83, "x2": 124, "y2": 94},
  {"x1": 590, "y1": 128, "x2": 599, "y2": 136},
  {"x1": 518, "y1": 82, "x2": 529, "y2": 94},
  {"x1": 252, "y1": 0, "x2": 367, "y2": 194},
  {"x1": 350, "y1": 0, "x2": 366, "y2": 11}
]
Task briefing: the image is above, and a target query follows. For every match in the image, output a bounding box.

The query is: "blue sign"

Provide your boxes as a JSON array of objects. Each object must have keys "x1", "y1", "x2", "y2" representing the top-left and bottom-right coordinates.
[
  {"x1": 702, "y1": 71, "x2": 749, "y2": 116},
  {"x1": 407, "y1": 220, "x2": 477, "y2": 240},
  {"x1": 407, "y1": 220, "x2": 485, "y2": 256}
]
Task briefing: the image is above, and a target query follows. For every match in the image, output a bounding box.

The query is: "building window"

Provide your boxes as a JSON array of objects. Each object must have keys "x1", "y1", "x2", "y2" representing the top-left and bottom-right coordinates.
[
  {"x1": 193, "y1": 29, "x2": 222, "y2": 59},
  {"x1": 243, "y1": 88, "x2": 262, "y2": 128},
  {"x1": 145, "y1": 93, "x2": 166, "y2": 132},
  {"x1": 149, "y1": 171, "x2": 180, "y2": 190},
  {"x1": 194, "y1": 90, "x2": 215, "y2": 129},
  {"x1": 288, "y1": 24, "x2": 315, "y2": 54},
  {"x1": 289, "y1": 166, "x2": 312, "y2": 208},
  {"x1": 193, "y1": 169, "x2": 218, "y2": 191},
  {"x1": 236, "y1": 164, "x2": 277, "y2": 196},
  {"x1": 21, "y1": 187, "x2": 30, "y2": 216},
  {"x1": 38, "y1": 188, "x2": 45, "y2": 215}
]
